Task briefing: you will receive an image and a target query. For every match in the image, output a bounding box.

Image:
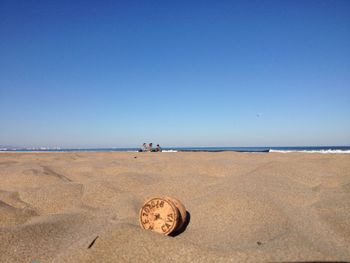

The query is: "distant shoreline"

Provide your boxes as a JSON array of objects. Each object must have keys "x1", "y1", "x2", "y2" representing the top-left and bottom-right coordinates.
[{"x1": 1, "y1": 146, "x2": 350, "y2": 153}]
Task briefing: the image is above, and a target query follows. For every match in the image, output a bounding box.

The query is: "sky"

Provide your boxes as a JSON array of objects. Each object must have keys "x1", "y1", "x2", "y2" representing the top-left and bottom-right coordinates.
[{"x1": 0, "y1": 0, "x2": 349, "y2": 148}]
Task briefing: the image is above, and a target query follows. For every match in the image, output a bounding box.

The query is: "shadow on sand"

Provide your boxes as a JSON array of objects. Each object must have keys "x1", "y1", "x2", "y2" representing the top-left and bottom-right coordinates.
[{"x1": 169, "y1": 211, "x2": 191, "y2": 237}]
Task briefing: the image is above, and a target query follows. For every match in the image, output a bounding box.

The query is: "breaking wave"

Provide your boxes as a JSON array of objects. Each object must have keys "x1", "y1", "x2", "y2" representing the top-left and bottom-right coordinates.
[{"x1": 269, "y1": 149, "x2": 350, "y2": 154}]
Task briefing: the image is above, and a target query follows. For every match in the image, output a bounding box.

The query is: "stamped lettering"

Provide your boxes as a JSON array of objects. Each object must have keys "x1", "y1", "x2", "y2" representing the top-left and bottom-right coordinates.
[{"x1": 139, "y1": 198, "x2": 178, "y2": 235}]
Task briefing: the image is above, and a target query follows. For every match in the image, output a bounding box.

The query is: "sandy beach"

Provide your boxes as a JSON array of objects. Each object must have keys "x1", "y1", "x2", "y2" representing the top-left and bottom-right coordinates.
[{"x1": 0, "y1": 152, "x2": 349, "y2": 262}]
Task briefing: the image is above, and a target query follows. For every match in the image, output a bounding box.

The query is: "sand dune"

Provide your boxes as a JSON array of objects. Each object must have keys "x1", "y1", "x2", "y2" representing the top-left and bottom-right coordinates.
[{"x1": 0, "y1": 152, "x2": 349, "y2": 262}]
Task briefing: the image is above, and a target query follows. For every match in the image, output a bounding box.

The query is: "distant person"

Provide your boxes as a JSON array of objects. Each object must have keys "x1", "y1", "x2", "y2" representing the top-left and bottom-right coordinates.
[
  {"x1": 148, "y1": 143, "x2": 153, "y2": 152},
  {"x1": 138, "y1": 143, "x2": 147, "y2": 152},
  {"x1": 138, "y1": 142, "x2": 147, "y2": 152},
  {"x1": 156, "y1": 144, "x2": 162, "y2": 152}
]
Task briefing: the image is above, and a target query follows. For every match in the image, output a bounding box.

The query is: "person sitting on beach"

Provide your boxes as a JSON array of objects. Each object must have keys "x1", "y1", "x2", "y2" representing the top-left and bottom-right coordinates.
[
  {"x1": 138, "y1": 143, "x2": 148, "y2": 152},
  {"x1": 156, "y1": 144, "x2": 162, "y2": 152},
  {"x1": 148, "y1": 143, "x2": 153, "y2": 152}
]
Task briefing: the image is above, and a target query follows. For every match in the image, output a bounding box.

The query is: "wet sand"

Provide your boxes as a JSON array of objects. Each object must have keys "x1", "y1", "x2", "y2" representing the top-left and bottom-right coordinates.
[{"x1": 0, "y1": 152, "x2": 349, "y2": 262}]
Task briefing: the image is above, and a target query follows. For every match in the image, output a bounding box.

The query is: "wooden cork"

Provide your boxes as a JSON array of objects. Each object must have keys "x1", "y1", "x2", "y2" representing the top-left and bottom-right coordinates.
[{"x1": 139, "y1": 197, "x2": 187, "y2": 235}]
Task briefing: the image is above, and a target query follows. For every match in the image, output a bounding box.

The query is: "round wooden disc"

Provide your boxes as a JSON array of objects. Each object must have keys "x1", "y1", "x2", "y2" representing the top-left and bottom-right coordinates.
[{"x1": 139, "y1": 197, "x2": 179, "y2": 235}]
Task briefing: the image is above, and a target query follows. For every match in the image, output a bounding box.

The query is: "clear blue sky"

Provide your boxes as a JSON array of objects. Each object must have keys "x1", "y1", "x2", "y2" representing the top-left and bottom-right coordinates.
[{"x1": 1, "y1": 0, "x2": 349, "y2": 148}]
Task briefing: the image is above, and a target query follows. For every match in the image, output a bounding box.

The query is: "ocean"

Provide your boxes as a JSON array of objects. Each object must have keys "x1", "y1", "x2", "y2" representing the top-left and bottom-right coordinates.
[{"x1": 1, "y1": 146, "x2": 350, "y2": 153}]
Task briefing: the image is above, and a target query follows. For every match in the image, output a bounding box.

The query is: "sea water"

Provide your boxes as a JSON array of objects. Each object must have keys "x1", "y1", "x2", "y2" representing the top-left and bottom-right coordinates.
[{"x1": 1, "y1": 146, "x2": 350, "y2": 153}]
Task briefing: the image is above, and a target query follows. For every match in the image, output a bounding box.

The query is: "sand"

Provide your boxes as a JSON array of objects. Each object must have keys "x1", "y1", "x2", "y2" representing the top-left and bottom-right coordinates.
[{"x1": 0, "y1": 152, "x2": 349, "y2": 262}]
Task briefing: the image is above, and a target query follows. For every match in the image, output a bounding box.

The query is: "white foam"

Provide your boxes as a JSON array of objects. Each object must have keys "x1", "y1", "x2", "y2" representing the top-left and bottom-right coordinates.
[
  {"x1": 269, "y1": 149, "x2": 350, "y2": 154},
  {"x1": 162, "y1": 150, "x2": 178, "y2": 152}
]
